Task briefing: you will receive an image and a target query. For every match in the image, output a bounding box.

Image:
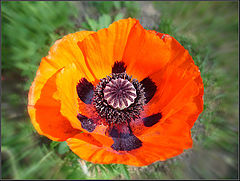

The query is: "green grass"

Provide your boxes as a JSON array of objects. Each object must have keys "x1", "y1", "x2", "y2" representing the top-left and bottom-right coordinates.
[
  {"x1": 1, "y1": 1, "x2": 78, "y2": 90},
  {"x1": 1, "y1": 1, "x2": 238, "y2": 179}
]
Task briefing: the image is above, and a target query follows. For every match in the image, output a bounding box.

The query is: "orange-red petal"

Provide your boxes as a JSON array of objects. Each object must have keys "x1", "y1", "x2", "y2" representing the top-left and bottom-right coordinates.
[
  {"x1": 144, "y1": 51, "x2": 203, "y2": 122},
  {"x1": 77, "y1": 18, "x2": 138, "y2": 81},
  {"x1": 28, "y1": 31, "x2": 94, "y2": 107},
  {"x1": 54, "y1": 63, "x2": 108, "y2": 136},
  {"x1": 55, "y1": 63, "x2": 85, "y2": 130},
  {"x1": 28, "y1": 31, "x2": 94, "y2": 140},
  {"x1": 122, "y1": 24, "x2": 187, "y2": 81},
  {"x1": 46, "y1": 31, "x2": 95, "y2": 82},
  {"x1": 67, "y1": 123, "x2": 191, "y2": 166},
  {"x1": 28, "y1": 70, "x2": 80, "y2": 141}
]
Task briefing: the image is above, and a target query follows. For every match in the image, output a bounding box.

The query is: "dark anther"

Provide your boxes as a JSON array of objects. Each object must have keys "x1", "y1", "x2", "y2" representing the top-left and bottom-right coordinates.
[
  {"x1": 143, "y1": 113, "x2": 162, "y2": 127},
  {"x1": 77, "y1": 113, "x2": 96, "y2": 132},
  {"x1": 140, "y1": 77, "x2": 157, "y2": 104},
  {"x1": 76, "y1": 78, "x2": 94, "y2": 104},
  {"x1": 112, "y1": 61, "x2": 127, "y2": 74},
  {"x1": 109, "y1": 124, "x2": 142, "y2": 151}
]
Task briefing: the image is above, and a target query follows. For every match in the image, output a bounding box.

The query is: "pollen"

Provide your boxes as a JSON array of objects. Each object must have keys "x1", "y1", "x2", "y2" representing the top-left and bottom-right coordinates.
[{"x1": 103, "y1": 78, "x2": 137, "y2": 110}]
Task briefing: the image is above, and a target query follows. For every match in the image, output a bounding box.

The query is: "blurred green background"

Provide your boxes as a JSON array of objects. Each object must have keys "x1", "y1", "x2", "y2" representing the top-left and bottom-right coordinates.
[{"x1": 1, "y1": 1, "x2": 238, "y2": 179}]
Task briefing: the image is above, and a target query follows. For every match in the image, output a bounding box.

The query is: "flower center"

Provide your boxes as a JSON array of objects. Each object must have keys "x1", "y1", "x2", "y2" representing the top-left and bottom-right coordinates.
[
  {"x1": 93, "y1": 72, "x2": 145, "y2": 124},
  {"x1": 103, "y1": 78, "x2": 137, "y2": 110}
]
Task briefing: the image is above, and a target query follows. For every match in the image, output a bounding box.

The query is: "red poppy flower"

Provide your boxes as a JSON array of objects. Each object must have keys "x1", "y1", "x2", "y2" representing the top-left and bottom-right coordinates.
[{"x1": 28, "y1": 18, "x2": 204, "y2": 166}]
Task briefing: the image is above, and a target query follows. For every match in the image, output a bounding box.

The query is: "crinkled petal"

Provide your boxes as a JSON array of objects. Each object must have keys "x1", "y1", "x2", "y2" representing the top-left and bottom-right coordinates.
[
  {"x1": 67, "y1": 130, "x2": 190, "y2": 166},
  {"x1": 28, "y1": 70, "x2": 80, "y2": 141},
  {"x1": 28, "y1": 30, "x2": 94, "y2": 107},
  {"x1": 144, "y1": 51, "x2": 203, "y2": 122},
  {"x1": 122, "y1": 26, "x2": 187, "y2": 81},
  {"x1": 77, "y1": 18, "x2": 138, "y2": 81},
  {"x1": 56, "y1": 63, "x2": 107, "y2": 135},
  {"x1": 28, "y1": 31, "x2": 94, "y2": 140}
]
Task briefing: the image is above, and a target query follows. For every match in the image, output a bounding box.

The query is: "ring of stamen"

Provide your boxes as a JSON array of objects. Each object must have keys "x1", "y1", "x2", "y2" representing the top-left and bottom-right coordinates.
[{"x1": 93, "y1": 72, "x2": 145, "y2": 124}]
